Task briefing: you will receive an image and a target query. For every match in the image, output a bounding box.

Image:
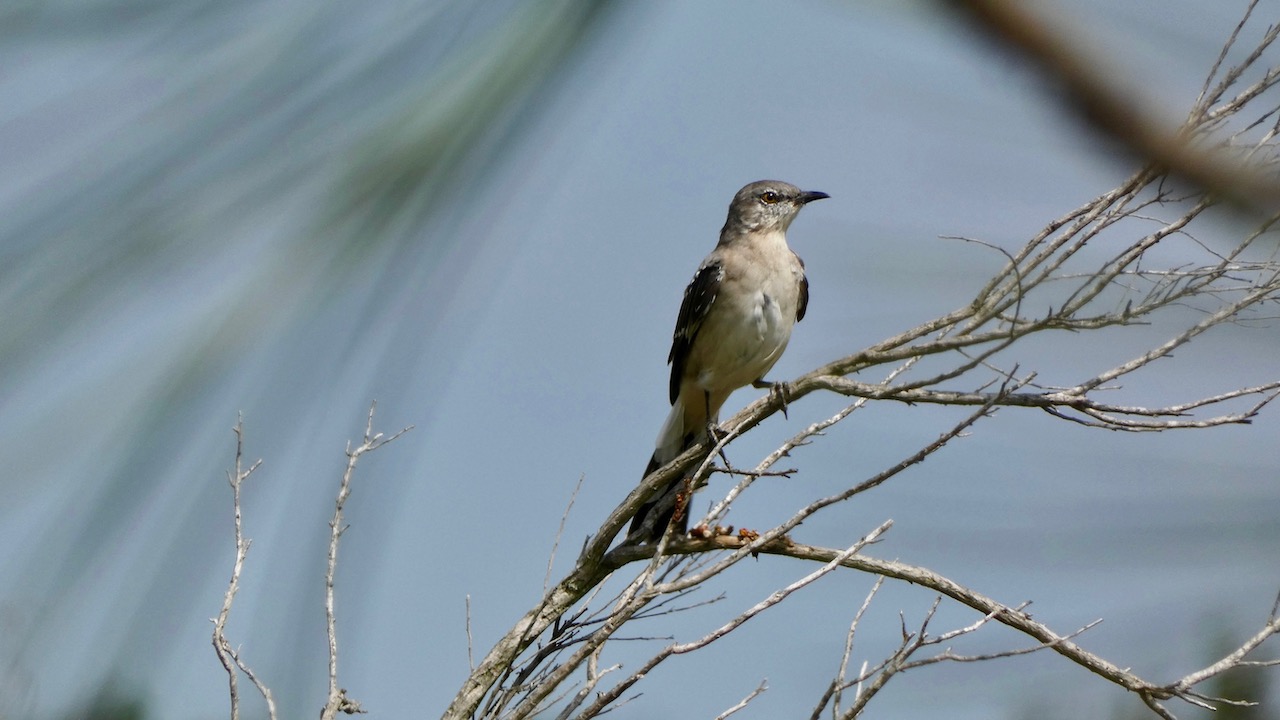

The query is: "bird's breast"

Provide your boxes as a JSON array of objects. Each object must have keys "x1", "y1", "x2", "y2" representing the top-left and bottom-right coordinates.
[{"x1": 691, "y1": 279, "x2": 798, "y2": 393}]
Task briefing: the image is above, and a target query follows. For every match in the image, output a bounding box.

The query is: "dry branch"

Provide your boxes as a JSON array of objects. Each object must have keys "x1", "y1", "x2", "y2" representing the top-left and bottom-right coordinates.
[
  {"x1": 211, "y1": 417, "x2": 276, "y2": 720},
  {"x1": 320, "y1": 403, "x2": 412, "y2": 720}
]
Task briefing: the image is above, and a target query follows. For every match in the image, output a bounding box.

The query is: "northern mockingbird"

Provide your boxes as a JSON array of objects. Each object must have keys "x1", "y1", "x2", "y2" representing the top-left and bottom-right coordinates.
[{"x1": 629, "y1": 180, "x2": 829, "y2": 543}]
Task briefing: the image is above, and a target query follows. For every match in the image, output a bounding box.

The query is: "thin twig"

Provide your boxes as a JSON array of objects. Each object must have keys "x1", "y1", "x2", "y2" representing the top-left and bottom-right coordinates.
[
  {"x1": 319, "y1": 402, "x2": 412, "y2": 720},
  {"x1": 571, "y1": 529, "x2": 886, "y2": 719},
  {"x1": 809, "y1": 576, "x2": 884, "y2": 720},
  {"x1": 715, "y1": 680, "x2": 769, "y2": 719},
  {"x1": 466, "y1": 595, "x2": 475, "y2": 672},
  {"x1": 211, "y1": 416, "x2": 276, "y2": 720}
]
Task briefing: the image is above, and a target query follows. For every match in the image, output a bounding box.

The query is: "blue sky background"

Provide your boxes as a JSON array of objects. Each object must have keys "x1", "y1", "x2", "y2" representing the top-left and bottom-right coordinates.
[{"x1": 1, "y1": 1, "x2": 1278, "y2": 718}]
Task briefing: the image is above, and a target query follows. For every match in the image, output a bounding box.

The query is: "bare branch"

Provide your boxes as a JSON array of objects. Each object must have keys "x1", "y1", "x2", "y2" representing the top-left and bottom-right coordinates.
[
  {"x1": 545, "y1": 475, "x2": 586, "y2": 592},
  {"x1": 319, "y1": 402, "x2": 412, "y2": 720},
  {"x1": 809, "y1": 577, "x2": 884, "y2": 720},
  {"x1": 466, "y1": 595, "x2": 475, "y2": 672},
  {"x1": 953, "y1": 0, "x2": 1280, "y2": 212},
  {"x1": 714, "y1": 680, "x2": 768, "y2": 720},
  {"x1": 211, "y1": 416, "x2": 276, "y2": 720},
  {"x1": 1165, "y1": 595, "x2": 1280, "y2": 697},
  {"x1": 571, "y1": 529, "x2": 887, "y2": 719},
  {"x1": 806, "y1": 375, "x2": 1280, "y2": 430},
  {"x1": 702, "y1": 354, "x2": 924, "y2": 532}
]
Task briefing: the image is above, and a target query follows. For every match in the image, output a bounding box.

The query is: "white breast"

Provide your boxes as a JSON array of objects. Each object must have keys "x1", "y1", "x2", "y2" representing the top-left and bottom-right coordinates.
[{"x1": 695, "y1": 281, "x2": 796, "y2": 393}]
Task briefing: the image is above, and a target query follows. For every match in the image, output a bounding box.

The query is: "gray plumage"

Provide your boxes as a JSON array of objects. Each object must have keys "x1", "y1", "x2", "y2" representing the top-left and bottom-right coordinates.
[{"x1": 630, "y1": 180, "x2": 828, "y2": 542}]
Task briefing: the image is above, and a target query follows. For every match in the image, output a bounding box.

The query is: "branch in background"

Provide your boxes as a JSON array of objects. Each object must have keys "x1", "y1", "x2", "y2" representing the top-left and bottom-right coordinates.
[
  {"x1": 714, "y1": 680, "x2": 769, "y2": 720},
  {"x1": 319, "y1": 403, "x2": 412, "y2": 720},
  {"x1": 808, "y1": 576, "x2": 883, "y2": 720},
  {"x1": 952, "y1": 0, "x2": 1280, "y2": 213},
  {"x1": 211, "y1": 416, "x2": 276, "y2": 720}
]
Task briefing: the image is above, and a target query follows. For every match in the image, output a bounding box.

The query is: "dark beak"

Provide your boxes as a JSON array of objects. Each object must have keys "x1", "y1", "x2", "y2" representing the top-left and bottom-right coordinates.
[{"x1": 798, "y1": 190, "x2": 830, "y2": 204}]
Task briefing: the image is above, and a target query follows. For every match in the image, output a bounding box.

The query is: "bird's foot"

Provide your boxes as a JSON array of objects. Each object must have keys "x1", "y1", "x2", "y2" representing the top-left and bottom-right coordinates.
[
  {"x1": 705, "y1": 421, "x2": 725, "y2": 446},
  {"x1": 703, "y1": 422, "x2": 735, "y2": 467},
  {"x1": 753, "y1": 378, "x2": 793, "y2": 418}
]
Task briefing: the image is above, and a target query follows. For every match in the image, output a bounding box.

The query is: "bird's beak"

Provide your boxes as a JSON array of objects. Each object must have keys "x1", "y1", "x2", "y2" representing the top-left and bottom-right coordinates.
[{"x1": 798, "y1": 190, "x2": 830, "y2": 204}]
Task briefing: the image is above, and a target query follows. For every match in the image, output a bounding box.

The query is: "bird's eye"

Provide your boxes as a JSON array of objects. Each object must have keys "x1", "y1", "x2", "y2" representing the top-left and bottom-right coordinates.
[{"x1": 760, "y1": 191, "x2": 780, "y2": 204}]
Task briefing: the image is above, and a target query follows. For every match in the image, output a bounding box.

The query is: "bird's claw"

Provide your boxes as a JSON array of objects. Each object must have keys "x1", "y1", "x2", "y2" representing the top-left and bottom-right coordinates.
[
  {"x1": 754, "y1": 379, "x2": 792, "y2": 418},
  {"x1": 704, "y1": 421, "x2": 724, "y2": 445}
]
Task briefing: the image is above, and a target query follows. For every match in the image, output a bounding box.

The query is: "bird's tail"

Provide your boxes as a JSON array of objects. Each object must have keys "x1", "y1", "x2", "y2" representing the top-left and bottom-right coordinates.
[{"x1": 629, "y1": 398, "x2": 700, "y2": 542}]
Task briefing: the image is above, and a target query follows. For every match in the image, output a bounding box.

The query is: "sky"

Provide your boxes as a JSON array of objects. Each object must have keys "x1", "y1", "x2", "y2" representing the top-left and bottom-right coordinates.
[{"x1": 1, "y1": 1, "x2": 1278, "y2": 718}]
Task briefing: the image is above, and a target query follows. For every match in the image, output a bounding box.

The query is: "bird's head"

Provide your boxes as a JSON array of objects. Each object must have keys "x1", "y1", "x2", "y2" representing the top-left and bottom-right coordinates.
[{"x1": 724, "y1": 180, "x2": 829, "y2": 235}]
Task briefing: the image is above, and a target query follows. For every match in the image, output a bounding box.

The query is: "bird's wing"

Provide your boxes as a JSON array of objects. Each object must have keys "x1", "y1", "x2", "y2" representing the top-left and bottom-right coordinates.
[
  {"x1": 795, "y1": 253, "x2": 809, "y2": 322},
  {"x1": 668, "y1": 259, "x2": 724, "y2": 404}
]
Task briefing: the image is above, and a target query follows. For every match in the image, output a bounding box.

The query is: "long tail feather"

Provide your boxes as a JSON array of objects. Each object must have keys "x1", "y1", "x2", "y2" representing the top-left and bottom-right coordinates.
[{"x1": 629, "y1": 398, "x2": 697, "y2": 541}]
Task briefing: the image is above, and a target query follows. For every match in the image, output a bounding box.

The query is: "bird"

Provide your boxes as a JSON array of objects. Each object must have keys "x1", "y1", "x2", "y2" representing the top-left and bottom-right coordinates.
[{"x1": 628, "y1": 180, "x2": 829, "y2": 543}]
